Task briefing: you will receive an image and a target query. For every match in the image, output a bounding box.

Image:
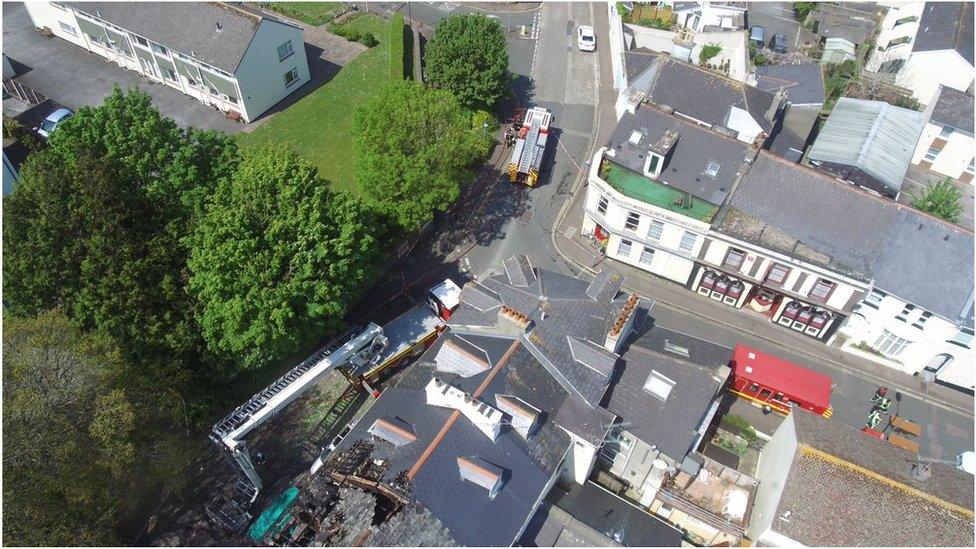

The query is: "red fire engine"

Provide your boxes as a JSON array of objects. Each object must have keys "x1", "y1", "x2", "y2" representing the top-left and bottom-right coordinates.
[{"x1": 729, "y1": 344, "x2": 834, "y2": 418}]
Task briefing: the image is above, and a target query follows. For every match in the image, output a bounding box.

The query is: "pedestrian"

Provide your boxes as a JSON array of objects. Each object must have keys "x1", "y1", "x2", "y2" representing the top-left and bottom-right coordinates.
[
  {"x1": 871, "y1": 387, "x2": 888, "y2": 404},
  {"x1": 876, "y1": 396, "x2": 892, "y2": 413}
]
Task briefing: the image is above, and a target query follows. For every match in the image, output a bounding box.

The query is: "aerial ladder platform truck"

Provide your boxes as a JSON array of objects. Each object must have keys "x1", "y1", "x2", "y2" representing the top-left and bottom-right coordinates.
[
  {"x1": 508, "y1": 106, "x2": 552, "y2": 187},
  {"x1": 205, "y1": 280, "x2": 461, "y2": 533}
]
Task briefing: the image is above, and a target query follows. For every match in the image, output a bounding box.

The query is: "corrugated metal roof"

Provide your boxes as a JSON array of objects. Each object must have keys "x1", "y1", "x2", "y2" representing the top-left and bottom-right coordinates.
[{"x1": 808, "y1": 98, "x2": 924, "y2": 194}]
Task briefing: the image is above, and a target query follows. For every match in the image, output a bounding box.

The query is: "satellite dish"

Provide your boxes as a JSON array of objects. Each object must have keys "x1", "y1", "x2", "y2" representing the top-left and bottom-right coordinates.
[{"x1": 958, "y1": 451, "x2": 976, "y2": 474}]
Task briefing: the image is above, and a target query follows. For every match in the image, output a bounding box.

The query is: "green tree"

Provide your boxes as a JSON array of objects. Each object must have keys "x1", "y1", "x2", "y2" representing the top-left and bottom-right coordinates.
[
  {"x1": 911, "y1": 178, "x2": 963, "y2": 223},
  {"x1": 424, "y1": 13, "x2": 510, "y2": 110},
  {"x1": 2, "y1": 88, "x2": 236, "y2": 369},
  {"x1": 187, "y1": 146, "x2": 385, "y2": 369},
  {"x1": 353, "y1": 80, "x2": 489, "y2": 231},
  {"x1": 793, "y1": 2, "x2": 818, "y2": 21},
  {"x1": 699, "y1": 43, "x2": 723, "y2": 65},
  {"x1": 2, "y1": 311, "x2": 185, "y2": 546}
]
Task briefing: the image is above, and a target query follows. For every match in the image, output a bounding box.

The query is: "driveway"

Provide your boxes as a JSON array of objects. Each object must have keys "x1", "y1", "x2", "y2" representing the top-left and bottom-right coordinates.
[
  {"x1": 746, "y1": 1, "x2": 801, "y2": 54},
  {"x1": 899, "y1": 164, "x2": 975, "y2": 231}
]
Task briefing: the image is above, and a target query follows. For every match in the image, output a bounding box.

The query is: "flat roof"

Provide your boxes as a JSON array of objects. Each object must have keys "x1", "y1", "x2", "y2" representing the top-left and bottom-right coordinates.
[{"x1": 731, "y1": 344, "x2": 832, "y2": 409}]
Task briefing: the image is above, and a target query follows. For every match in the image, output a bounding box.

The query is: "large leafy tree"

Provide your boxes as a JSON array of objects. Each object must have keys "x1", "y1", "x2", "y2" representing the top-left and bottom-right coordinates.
[
  {"x1": 424, "y1": 13, "x2": 510, "y2": 110},
  {"x1": 2, "y1": 88, "x2": 236, "y2": 368},
  {"x1": 187, "y1": 146, "x2": 385, "y2": 369},
  {"x1": 353, "y1": 80, "x2": 489, "y2": 231},
  {"x1": 2, "y1": 311, "x2": 185, "y2": 546},
  {"x1": 911, "y1": 177, "x2": 963, "y2": 223}
]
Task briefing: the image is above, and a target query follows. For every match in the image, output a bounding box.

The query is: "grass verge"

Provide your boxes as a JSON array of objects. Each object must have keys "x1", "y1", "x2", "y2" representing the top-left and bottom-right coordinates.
[{"x1": 261, "y1": 2, "x2": 346, "y2": 26}]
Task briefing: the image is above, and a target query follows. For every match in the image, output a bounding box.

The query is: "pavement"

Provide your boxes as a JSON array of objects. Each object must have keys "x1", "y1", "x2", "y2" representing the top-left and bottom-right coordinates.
[
  {"x1": 745, "y1": 1, "x2": 801, "y2": 53},
  {"x1": 899, "y1": 163, "x2": 975, "y2": 231}
]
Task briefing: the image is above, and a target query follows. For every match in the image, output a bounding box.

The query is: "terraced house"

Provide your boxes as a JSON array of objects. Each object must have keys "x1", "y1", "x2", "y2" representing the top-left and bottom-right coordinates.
[{"x1": 24, "y1": 2, "x2": 309, "y2": 123}]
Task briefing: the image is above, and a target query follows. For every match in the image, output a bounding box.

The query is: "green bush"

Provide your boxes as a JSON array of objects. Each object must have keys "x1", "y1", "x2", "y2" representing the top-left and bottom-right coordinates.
[
  {"x1": 390, "y1": 13, "x2": 407, "y2": 79},
  {"x1": 360, "y1": 32, "x2": 377, "y2": 47}
]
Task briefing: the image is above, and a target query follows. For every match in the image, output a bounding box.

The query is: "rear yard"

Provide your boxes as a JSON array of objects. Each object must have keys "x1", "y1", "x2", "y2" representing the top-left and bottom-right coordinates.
[{"x1": 237, "y1": 14, "x2": 390, "y2": 196}]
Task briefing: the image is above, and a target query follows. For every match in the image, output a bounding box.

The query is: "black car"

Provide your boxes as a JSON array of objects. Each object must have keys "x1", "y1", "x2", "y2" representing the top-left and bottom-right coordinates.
[{"x1": 770, "y1": 33, "x2": 788, "y2": 54}]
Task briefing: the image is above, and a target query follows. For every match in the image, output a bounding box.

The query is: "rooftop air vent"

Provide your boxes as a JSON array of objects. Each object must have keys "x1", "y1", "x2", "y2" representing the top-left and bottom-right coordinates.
[
  {"x1": 425, "y1": 378, "x2": 503, "y2": 440},
  {"x1": 457, "y1": 457, "x2": 505, "y2": 498},
  {"x1": 368, "y1": 417, "x2": 418, "y2": 447},
  {"x1": 644, "y1": 370, "x2": 676, "y2": 401}
]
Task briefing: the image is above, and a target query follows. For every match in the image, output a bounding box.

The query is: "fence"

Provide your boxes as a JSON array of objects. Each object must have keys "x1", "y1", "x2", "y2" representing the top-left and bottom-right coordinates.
[{"x1": 3, "y1": 78, "x2": 46, "y2": 105}]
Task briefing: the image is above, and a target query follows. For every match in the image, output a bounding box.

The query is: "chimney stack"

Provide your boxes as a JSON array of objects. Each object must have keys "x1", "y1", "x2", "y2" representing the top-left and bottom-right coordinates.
[{"x1": 605, "y1": 294, "x2": 640, "y2": 353}]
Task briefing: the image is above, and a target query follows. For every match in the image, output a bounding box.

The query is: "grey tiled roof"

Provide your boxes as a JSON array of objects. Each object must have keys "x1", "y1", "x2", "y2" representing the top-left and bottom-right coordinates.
[
  {"x1": 929, "y1": 86, "x2": 975, "y2": 135},
  {"x1": 606, "y1": 105, "x2": 752, "y2": 205},
  {"x1": 913, "y1": 2, "x2": 974, "y2": 65},
  {"x1": 623, "y1": 49, "x2": 659, "y2": 86},
  {"x1": 755, "y1": 64, "x2": 825, "y2": 106},
  {"x1": 67, "y1": 2, "x2": 293, "y2": 73},
  {"x1": 602, "y1": 323, "x2": 728, "y2": 462},
  {"x1": 553, "y1": 394, "x2": 617, "y2": 446},
  {"x1": 635, "y1": 57, "x2": 780, "y2": 132},
  {"x1": 721, "y1": 153, "x2": 975, "y2": 321},
  {"x1": 808, "y1": 98, "x2": 924, "y2": 195},
  {"x1": 816, "y1": 3, "x2": 876, "y2": 44},
  {"x1": 772, "y1": 410, "x2": 975, "y2": 546}
]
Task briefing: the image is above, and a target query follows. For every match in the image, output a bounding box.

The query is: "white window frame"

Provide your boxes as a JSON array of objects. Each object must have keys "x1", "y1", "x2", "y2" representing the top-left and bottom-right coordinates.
[
  {"x1": 948, "y1": 327, "x2": 974, "y2": 348},
  {"x1": 924, "y1": 147, "x2": 939, "y2": 162},
  {"x1": 151, "y1": 43, "x2": 169, "y2": 56},
  {"x1": 938, "y1": 125, "x2": 954, "y2": 139},
  {"x1": 679, "y1": 231, "x2": 697, "y2": 252},
  {"x1": 133, "y1": 34, "x2": 149, "y2": 48},
  {"x1": 277, "y1": 40, "x2": 295, "y2": 62},
  {"x1": 639, "y1": 246, "x2": 655, "y2": 266},
  {"x1": 724, "y1": 248, "x2": 746, "y2": 270},
  {"x1": 597, "y1": 194, "x2": 608, "y2": 215},
  {"x1": 766, "y1": 262, "x2": 790, "y2": 285},
  {"x1": 863, "y1": 289, "x2": 886, "y2": 308},
  {"x1": 625, "y1": 211, "x2": 640, "y2": 231},
  {"x1": 644, "y1": 152, "x2": 665, "y2": 178},
  {"x1": 809, "y1": 278, "x2": 834, "y2": 301},
  {"x1": 283, "y1": 67, "x2": 300, "y2": 88},
  {"x1": 874, "y1": 329, "x2": 912, "y2": 357},
  {"x1": 617, "y1": 238, "x2": 633, "y2": 258},
  {"x1": 647, "y1": 219, "x2": 664, "y2": 240},
  {"x1": 912, "y1": 311, "x2": 932, "y2": 329}
]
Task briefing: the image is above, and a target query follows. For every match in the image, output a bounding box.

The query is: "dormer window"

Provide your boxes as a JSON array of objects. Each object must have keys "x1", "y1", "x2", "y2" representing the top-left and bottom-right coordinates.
[{"x1": 644, "y1": 153, "x2": 665, "y2": 178}]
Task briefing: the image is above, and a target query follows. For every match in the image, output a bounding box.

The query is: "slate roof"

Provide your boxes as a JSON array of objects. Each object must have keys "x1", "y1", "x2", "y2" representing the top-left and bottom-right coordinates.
[
  {"x1": 632, "y1": 56, "x2": 781, "y2": 132},
  {"x1": 66, "y1": 2, "x2": 292, "y2": 73},
  {"x1": 771, "y1": 410, "x2": 975, "y2": 547},
  {"x1": 913, "y1": 2, "x2": 975, "y2": 66},
  {"x1": 755, "y1": 64, "x2": 825, "y2": 106},
  {"x1": 719, "y1": 153, "x2": 975, "y2": 322},
  {"x1": 929, "y1": 85, "x2": 975, "y2": 135},
  {"x1": 623, "y1": 49, "x2": 660, "y2": 87},
  {"x1": 816, "y1": 3, "x2": 876, "y2": 44},
  {"x1": 602, "y1": 323, "x2": 729, "y2": 462},
  {"x1": 807, "y1": 98, "x2": 924, "y2": 195},
  {"x1": 605, "y1": 104, "x2": 752, "y2": 205}
]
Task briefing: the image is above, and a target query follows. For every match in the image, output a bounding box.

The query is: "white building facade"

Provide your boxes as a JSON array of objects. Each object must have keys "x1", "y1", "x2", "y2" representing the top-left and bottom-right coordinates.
[
  {"x1": 838, "y1": 291, "x2": 974, "y2": 391},
  {"x1": 864, "y1": 1, "x2": 924, "y2": 74},
  {"x1": 24, "y1": 2, "x2": 310, "y2": 123},
  {"x1": 911, "y1": 86, "x2": 975, "y2": 183}
]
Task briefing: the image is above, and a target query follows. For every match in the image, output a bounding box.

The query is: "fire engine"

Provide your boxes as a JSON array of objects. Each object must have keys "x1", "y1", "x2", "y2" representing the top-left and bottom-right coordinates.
[
  {"x1": 507, "y1": 106, "x2": 552, "y2": 187},
  {"x1": 729, "y1": 344, "x2": 834, "y2": 418}
]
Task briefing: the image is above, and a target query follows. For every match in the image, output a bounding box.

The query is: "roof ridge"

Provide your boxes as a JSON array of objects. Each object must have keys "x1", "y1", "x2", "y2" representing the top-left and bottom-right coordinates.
[
  {"x1": 853, "y1": 100, "x2": 888, "y2": 168},
  {"x1": 637, "y1": 103, "x2": 751, "y2": 145}
]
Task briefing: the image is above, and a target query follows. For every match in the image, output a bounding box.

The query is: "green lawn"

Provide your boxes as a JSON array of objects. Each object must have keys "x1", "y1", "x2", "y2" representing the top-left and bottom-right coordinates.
[
  {"x1": 262, "y1": 2, "x2": 346, "y2": 26},
  {"x1": 239, "y1": 14, "x2": 390, "y2": 196}
]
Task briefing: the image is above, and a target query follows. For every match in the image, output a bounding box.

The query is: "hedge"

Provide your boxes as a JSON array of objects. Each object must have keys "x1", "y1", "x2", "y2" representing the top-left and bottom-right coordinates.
[{"x1": 390, "y1": 14, "x2": 408, "y2": 80}]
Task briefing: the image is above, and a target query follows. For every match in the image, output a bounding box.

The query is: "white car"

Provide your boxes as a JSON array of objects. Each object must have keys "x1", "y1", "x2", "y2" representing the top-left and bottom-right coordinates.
[{"x1": 577, "y1": 25, "x2": 596, "y2": 51}]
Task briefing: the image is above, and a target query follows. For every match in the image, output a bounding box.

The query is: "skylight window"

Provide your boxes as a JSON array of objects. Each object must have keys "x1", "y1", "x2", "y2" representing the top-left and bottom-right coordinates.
[
  {"x1": 705, "y1": 161, "x2": 720, "y2": 178},
  {"x1": 643, "y1": 370, "x2": 676, "y2": 401},
  {"x1": 629, "y1": 129, "x2": 644, "y2": 145}
]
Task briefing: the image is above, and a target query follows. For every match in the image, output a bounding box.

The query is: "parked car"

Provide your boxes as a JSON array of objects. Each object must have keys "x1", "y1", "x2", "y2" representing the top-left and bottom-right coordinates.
[
  {"x1": 749, "y1": 26, "x2": 765, "y2": 49},
  {"x1": 35, "y1": 107, "x2": 73, "y2": 138},
  {"x1": 325, "y1": 422, "x2": 354, "y2": 453},
  {"x1": 770, "y1": 33, "x2": 788, "y2": 54},
  {"x1": 577, "y1": 25, "x2": 596, "y2": 51}
]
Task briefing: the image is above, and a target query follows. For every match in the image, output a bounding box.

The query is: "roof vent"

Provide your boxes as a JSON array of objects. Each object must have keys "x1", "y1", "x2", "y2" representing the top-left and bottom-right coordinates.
[
  {"x1": 457, "y1": 457, "x2": 505, "y2": 498},
  {"x1": 644, "y1": 370, "x2": 676, "y2": 401},
  {"x1": 495, "y1": 395, "x2": 541, "y2": 439},
  {"x1": 435, "y1": 337, "x2": 491, "y2": 378},
  {"x1": 216, "y1": 22, "x2": 223, "y2": 32},
  {"x1": 367, "y1": 417, "x2": 417, "y2": 447},
  {"x1": 424, "y1": 378, "x2": 503, "y2": 440}
]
